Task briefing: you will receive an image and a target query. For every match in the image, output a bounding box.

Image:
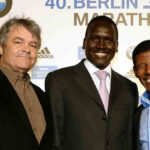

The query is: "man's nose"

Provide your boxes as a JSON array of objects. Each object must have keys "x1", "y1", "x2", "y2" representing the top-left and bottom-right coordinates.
[
  {"x1": 145, "y1": 64, "x2": 150, "y2": 75},
  {"x1": 22, "y1": 43, "x2": 31, "y2": 53},
  {"x1": 97, "y1": 38, "x2": 105, "y2": 49}
]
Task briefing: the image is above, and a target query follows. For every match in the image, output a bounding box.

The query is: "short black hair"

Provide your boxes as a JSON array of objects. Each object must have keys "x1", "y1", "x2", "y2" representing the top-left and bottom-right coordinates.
[
  {"x1": 84, "y1": 15, "x2": 118, "y2": 40},
  {"x1": 132, "y1": 40, "x2": 150, "y2": 66}
]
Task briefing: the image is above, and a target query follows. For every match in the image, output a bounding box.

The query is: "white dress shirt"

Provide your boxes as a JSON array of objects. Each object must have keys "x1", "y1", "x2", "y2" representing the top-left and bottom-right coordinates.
[{"x1": 84, "y1": 59, "x2": 111, "y2": 94}]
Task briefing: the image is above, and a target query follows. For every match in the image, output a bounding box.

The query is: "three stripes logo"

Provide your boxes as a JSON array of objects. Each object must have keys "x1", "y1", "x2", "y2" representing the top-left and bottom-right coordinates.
[{"x1": 38, "y1": 47, "x2": 53, "y2": 59}]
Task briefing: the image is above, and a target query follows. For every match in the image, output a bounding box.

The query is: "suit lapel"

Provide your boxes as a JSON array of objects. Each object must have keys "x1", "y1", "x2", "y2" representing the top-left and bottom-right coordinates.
[
  {"x1": 73, "y1": 62, "x2": 126, "y2": 113},
  {"x1": 108, "y1": 70, "x2": 123, "y2": 112},
  {"x1": 0, "y1": 70, "x2": 36, "y2": 138},
  {"x1": 73, "y1": 60, "x2": 105, "y2": 111},
  {"x1": 136, "y1": 105, "x2": 144, "y2": 150}
]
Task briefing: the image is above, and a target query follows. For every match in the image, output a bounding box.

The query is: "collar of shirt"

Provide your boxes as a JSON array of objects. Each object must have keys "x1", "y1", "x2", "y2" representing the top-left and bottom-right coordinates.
[
  {"x1": 140, "y1": 91, "x2": 150, "y2": 108},
  {"x1": 0, "y1": 64, "x2": 30, "y2": 87},
  {"x1": 84, "y1": 59, "x2": 111, "y2": 94}
]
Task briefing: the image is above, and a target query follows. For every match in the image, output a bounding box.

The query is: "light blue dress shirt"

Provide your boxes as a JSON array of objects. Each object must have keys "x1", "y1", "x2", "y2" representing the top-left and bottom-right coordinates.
[{"x1": 140, "y1": 91, "x2": 150, "y2": 150}]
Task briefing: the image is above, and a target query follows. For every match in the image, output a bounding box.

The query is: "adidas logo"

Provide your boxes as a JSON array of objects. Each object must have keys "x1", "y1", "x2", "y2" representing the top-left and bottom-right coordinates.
[{"x1": 37, "y1": 47, "x2": 53, "y2": 58}]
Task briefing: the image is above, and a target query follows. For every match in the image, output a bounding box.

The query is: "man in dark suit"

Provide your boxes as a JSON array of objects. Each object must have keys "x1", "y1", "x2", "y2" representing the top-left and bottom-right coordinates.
[
  {"x1": 0, "y1": 17, "x2": 51, "y2": 150},
  {"x1": 132, "y1": 40, "x2": 150, "y2": 150},
  {"x1": 45, "y1": 16, "x2": 139, "y2": 150}
]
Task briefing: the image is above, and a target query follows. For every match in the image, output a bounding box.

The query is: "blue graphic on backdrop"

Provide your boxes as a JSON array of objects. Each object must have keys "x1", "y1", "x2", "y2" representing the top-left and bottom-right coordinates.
[
  {"x1": 45, "y1": 0, "x2": 150, "y2": 9},
  {"x1": 78, "y1": 46, "x2": 85, "y2": 60},
  {"x1": 0, "y1": 0, "x2": 6, "y2": 11},
  {"x1": 0, "y1": 0, "x2": 12, "y2": 18},
  {"x1": 32, "y1": 66, "x2": 57, "y2": 79}
]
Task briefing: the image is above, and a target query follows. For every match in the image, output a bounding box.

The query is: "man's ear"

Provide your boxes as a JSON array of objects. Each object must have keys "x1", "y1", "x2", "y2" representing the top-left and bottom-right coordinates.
[
  {"x1": 82, "y1": 38, "x2": 86, "y2": 50},
  {"x1": 0, "y1": 46, "x2": 3, "y2": 56},
  {"x1": 133, "y1": 66, "x2": 138, "y2": 77},
  {"x1": 115, "y1": 40, "x2": 118, "y2": 52}
]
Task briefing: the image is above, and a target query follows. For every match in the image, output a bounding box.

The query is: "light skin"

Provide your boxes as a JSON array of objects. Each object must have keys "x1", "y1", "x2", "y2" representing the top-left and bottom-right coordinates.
[
  {"x1": 83, "y1": 20, "x2": 118, "y2": 70},
  {"x1": 134, "y1": 49, "x2": 150, "y2": 93},
  {"x1": 0, "y1": 25, "x2": 38, "y2": 75}
]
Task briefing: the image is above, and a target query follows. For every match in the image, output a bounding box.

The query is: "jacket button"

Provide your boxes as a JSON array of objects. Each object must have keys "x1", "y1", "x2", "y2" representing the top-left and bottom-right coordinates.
[
  {"x1": 106, "y1": 140, "x2": 109, "y2": 145},
  {"x1": 102, "y1": 116, "x2": 106, "y2": 121}
]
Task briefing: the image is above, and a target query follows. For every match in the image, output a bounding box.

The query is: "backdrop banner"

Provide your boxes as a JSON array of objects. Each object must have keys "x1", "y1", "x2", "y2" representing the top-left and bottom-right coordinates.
[{"x1": 0, "y1": 0, "x2": 149, "y2": 93}]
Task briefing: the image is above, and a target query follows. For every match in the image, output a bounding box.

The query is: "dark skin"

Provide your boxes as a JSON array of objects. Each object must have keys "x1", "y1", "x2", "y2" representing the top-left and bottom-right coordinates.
[
  {"x1": 134, "y1": 49, "x2": 150, "y2": 93},
  {"x1": 83, "y1": 20, "x2": 118, "y2": 70}
]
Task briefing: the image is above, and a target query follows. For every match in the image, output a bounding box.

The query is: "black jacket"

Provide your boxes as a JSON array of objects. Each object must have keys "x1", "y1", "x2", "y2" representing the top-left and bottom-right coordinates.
[{"x1": 0, "y1": 70, "x2": 52, "y2": 150}]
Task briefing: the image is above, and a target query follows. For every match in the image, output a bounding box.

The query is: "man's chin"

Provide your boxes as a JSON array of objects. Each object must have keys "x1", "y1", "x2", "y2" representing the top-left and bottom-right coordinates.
[
  {"x1": 92, "y1": 62, "x2": 107, "y2": 70},
  {"x1": 17, "y1": 66, "x2": 31, "y2": 72},
  {"x1": 94, "y1": 61, "x2": 109, "y2": 69}
]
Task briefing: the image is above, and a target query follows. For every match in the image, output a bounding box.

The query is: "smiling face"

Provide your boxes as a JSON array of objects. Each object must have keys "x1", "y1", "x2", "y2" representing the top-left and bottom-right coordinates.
[
  {"x1": 0, "y1": 25, "x2": 38, "y2": 74},
  {"x1": 83, "y1": 20, "x2": 118, "y2": 69},
  {"x1": 134, "y1": 50, "x2": 150, "y2": 92}
]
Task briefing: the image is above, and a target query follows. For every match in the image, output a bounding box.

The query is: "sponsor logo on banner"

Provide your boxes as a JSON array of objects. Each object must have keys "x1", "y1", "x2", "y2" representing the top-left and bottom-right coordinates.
[
  {"x1": 31, "y1": 66, "x2": 57, "y2": 79},
  {"x1": 78, "y1": 46, "x2": 85, "y2": 60},
  {"x1": 125, "y1": 45, "x2": 136, "y2": 79},
  {"x1": 126, "y1": 45, "x2": 135, "y2": 60},
  {"x1": 0, "y1": 0, "x2": 12, "y2": 17},
  {"x1": 38, "y1": 47, "x2": 54, "y2": 59},
  {"x1": 125, "y1": 69, "x2": 136, "y2": 78}
]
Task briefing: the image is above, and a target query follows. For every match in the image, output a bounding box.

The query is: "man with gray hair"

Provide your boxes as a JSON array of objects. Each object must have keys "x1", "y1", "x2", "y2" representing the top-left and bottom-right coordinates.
[{"x1": 0, "y1": 17, "x2": 51, "y2": 150}]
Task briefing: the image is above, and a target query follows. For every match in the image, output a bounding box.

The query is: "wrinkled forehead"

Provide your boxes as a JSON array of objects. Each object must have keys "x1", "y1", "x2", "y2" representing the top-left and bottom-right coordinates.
[
  {"x1": 9, "y1": 25, "x2": 32, "y2": 36},
  {"x1": 7, "y1": 25, "x2": 38, "y2": 42}
]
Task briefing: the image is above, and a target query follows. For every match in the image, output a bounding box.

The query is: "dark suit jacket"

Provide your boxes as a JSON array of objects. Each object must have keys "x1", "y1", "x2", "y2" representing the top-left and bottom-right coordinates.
[
  {"x1": 135, "y1": 105, "x2": 144, "y2": 150},
  {"x1": 0, "y1": 70, "x2": 52, "y2": 150},
  {"x1": 45, "y1": 59, "x2": 139, "y2": 150}
]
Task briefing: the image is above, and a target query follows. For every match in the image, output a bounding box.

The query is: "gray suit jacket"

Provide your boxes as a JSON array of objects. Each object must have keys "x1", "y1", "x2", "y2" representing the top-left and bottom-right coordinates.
[{"x1": 45, "y1": 59, "x2": 139, "y2": 150}]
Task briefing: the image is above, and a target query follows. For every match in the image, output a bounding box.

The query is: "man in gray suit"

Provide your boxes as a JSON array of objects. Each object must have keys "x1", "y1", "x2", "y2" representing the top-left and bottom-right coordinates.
[{"x1": 45, "y1": 15, "x2": 139, "y2": 150}]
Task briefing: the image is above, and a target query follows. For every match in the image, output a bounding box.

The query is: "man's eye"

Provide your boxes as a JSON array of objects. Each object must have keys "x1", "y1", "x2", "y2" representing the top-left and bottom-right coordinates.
[
  {"x1": 89, "y1": 37, "x2": 99, "y2": 42},
  {"x1": 14, "y1": 41, "x2": 22, "y2": 44},
  {"x1": 106, "y1": 39, "x2": 113, "y2": 42},
  {"x1": 30, "y1": 44, "x2": 37, "y2": 49},
  {"x1": 136, "y1": 64, "x2": 146, "y2": 70},
  {"x1": 103, "y1": 37, "x2": 113, "y2": 43}
]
